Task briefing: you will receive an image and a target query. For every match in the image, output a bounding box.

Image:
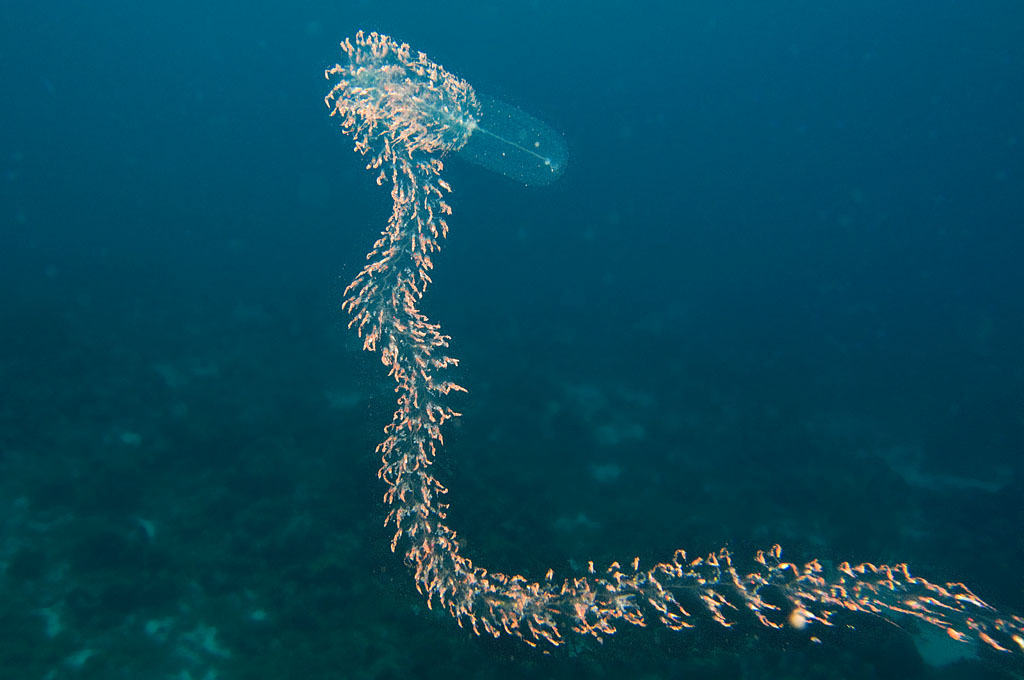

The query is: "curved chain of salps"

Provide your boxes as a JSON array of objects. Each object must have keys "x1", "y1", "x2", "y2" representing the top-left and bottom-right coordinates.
[{"x1": 326, "y1": 30, "x2": 1024, "y2": 653}]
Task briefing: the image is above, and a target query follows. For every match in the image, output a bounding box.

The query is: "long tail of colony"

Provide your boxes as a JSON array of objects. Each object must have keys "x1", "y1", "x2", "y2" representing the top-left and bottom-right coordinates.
[{"x1": 325, "y1": 30, "x2": 1023, "y2": 652}]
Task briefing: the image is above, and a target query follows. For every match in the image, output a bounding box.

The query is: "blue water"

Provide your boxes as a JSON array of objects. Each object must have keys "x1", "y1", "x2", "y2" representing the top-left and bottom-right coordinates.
[{"x1": 1, "y1": 1, "x2": 1022, "y2": 678}]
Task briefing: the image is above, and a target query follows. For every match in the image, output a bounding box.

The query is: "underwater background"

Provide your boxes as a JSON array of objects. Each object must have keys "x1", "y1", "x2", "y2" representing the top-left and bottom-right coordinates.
[{"x1": 1, "y1": 0, "x2": 1022, "y2": 678}]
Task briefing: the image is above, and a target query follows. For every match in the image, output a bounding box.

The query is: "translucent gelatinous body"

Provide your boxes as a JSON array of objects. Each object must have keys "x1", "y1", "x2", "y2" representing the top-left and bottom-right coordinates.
[
  {"x1": 325, "y1": 30, "x2": 1023, "y2": 654},
  {"x1": 459, "y1": 93, "x2": 568, "y2": 185}
]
